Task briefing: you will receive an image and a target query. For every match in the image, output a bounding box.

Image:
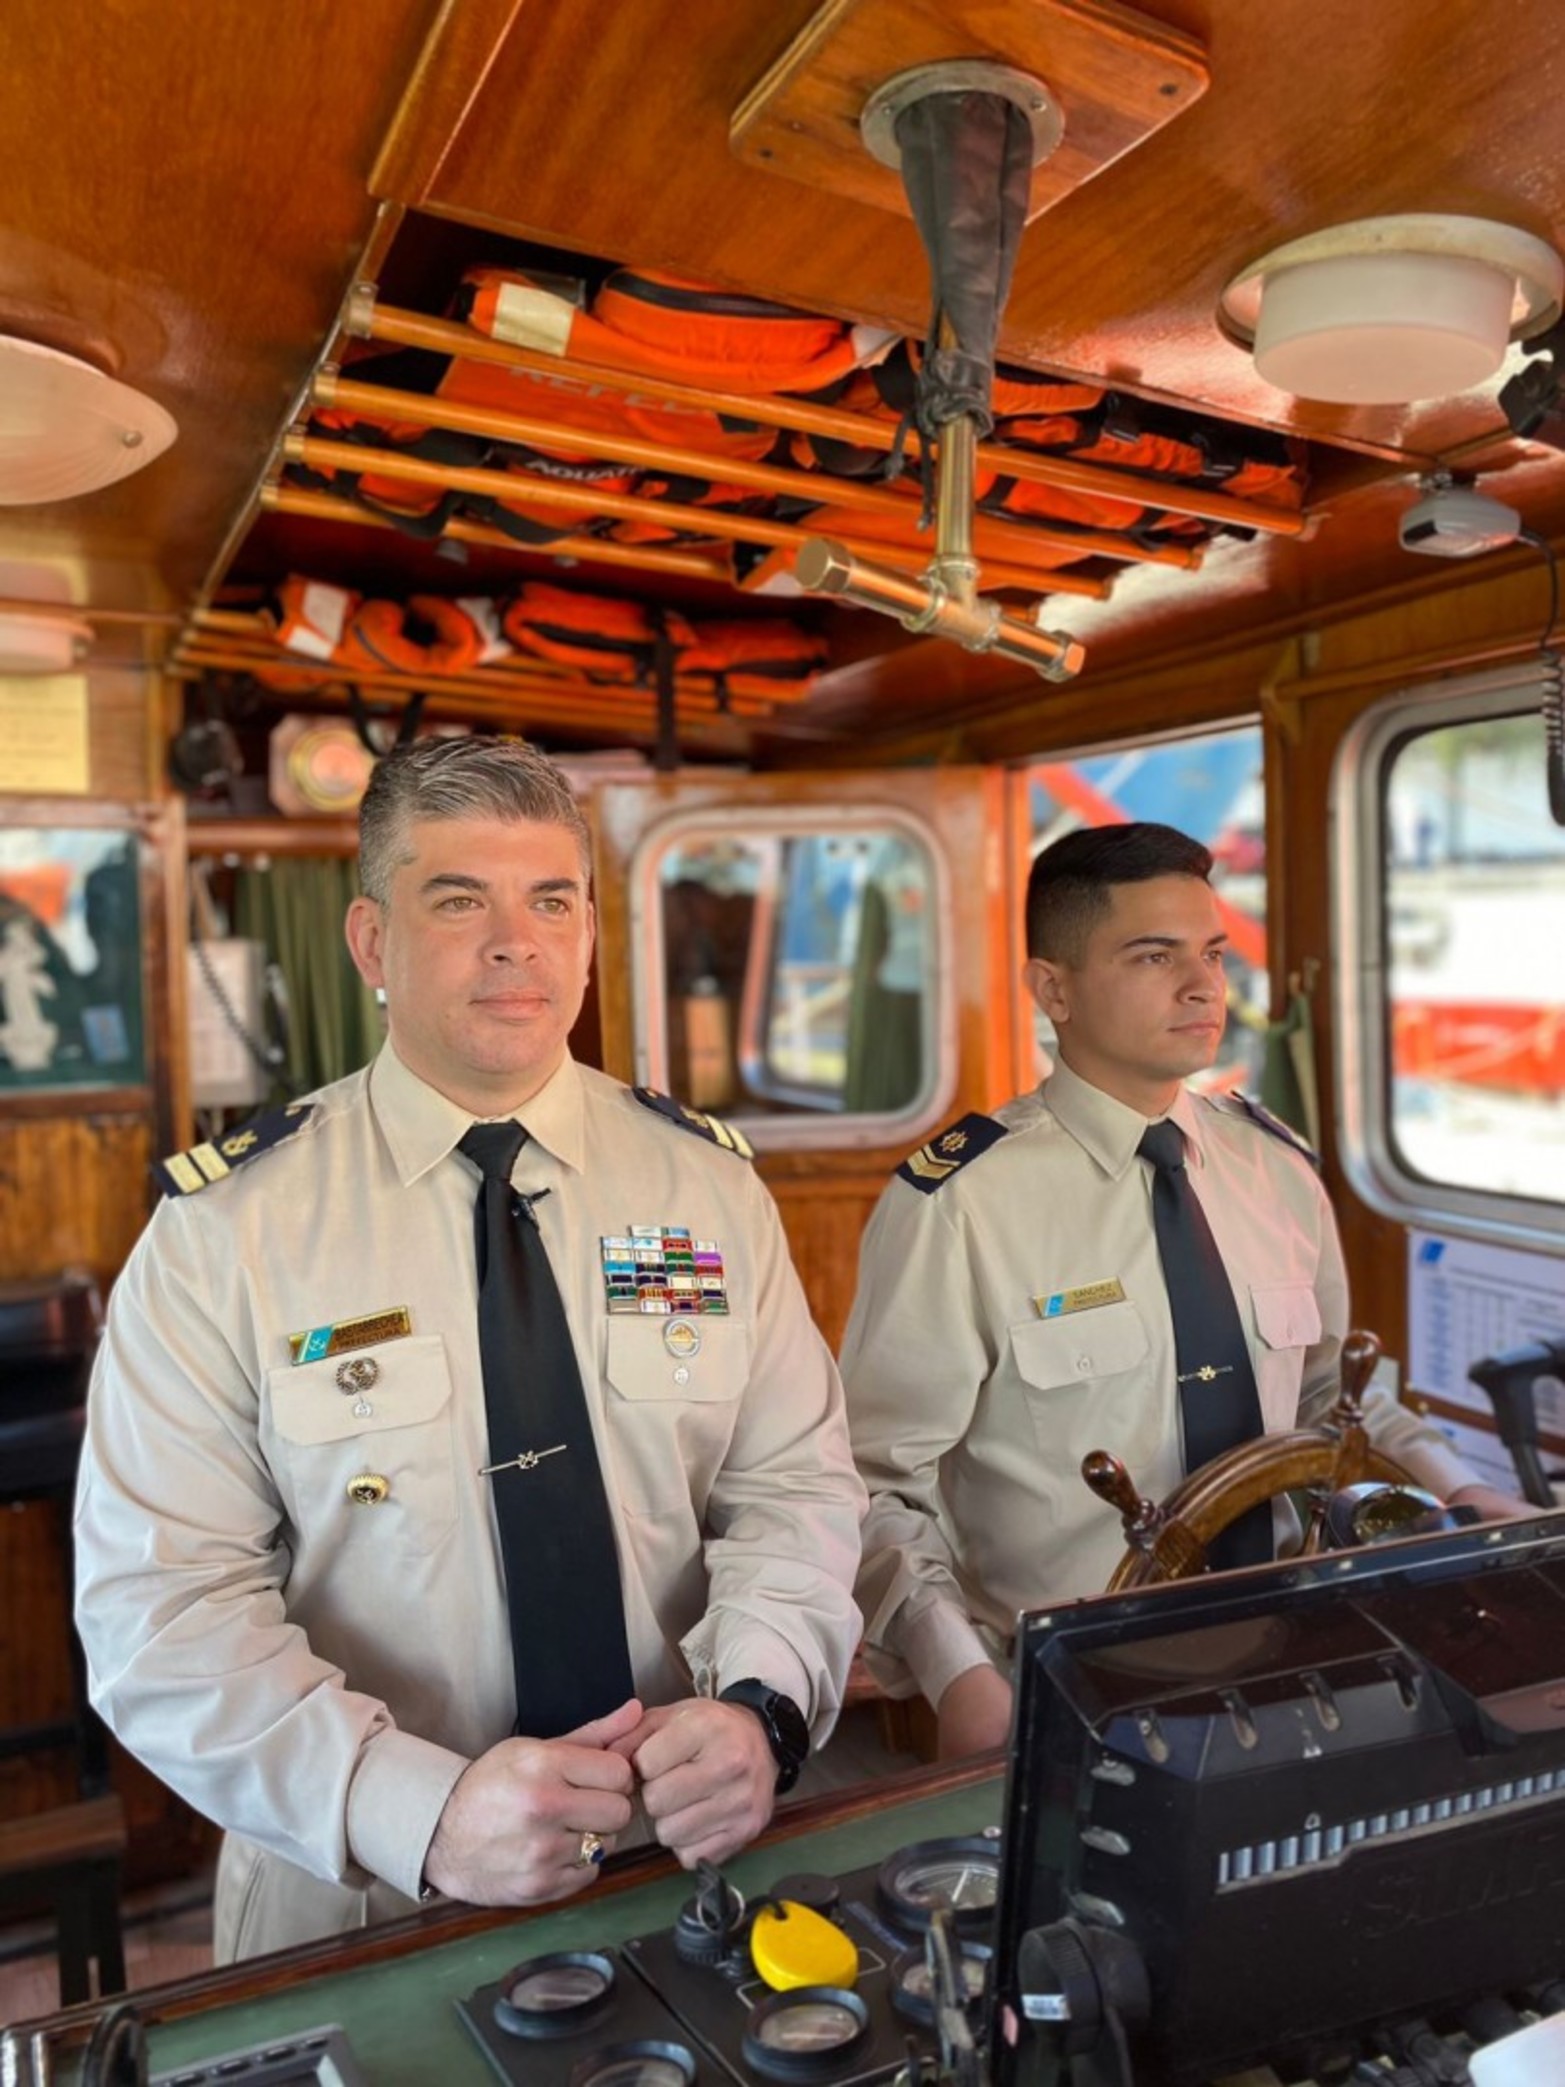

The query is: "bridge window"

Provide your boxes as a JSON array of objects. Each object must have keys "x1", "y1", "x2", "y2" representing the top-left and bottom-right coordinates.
[
  {"x1": 1336, "y1": 670, "x2": 1565, "y2": 1237},
  {"x1": 631, "y1": 809, "x2": 952, "y2": 1150},
  {"x1": 1024, "y1": 722, "x2": 1272, "y2": 1103}
]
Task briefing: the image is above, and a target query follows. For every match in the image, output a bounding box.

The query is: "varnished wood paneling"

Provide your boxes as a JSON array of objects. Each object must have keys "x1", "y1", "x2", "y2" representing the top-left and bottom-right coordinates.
[
  {"x1": 769, "y1": 1175, "x2": 888, "y2": 1356},
  {"x1": 588, "y1": 765, "x2": 1012, "y2": 1351},
  {"x1": 730, "y1": 0, "x2": 1208, "y2": 224},
  {"x1": 0, "y1": 0, "x2": 443, "y2": 611},
  {"x1": 0, "y1": 1118, "x2": 155, "y2": 1286}
]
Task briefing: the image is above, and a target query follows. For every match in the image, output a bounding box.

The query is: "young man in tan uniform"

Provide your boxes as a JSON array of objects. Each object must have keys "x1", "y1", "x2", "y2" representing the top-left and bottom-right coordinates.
[
  {"x1": 75, "y1": 737, "x2": 864, "y2": 1958},
  {"x1": 840, "y1": 822, "x2": 1517, "y2": 1760}
]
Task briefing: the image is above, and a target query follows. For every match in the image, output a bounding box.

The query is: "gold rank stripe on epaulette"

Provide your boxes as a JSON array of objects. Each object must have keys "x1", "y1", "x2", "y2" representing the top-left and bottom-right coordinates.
[
  {"x1": 633, "y1": 1086, "x2": 755, "y2": 1159},
  {"x1": 154, "y1": 1102, "x2": 315, "y2": 1198},
  {"x1": 896, "y1": 1111, "x2": 1008, "y2": 1194}
]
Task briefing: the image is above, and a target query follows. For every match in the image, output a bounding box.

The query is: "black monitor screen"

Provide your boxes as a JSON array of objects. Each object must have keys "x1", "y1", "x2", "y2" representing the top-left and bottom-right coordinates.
[{"x1": 989, "y1": 1514, "x2": 1565, "y2": 2087}]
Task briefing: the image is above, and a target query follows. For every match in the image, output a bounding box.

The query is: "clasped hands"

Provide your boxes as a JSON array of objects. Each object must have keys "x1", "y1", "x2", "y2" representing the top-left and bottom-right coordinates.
[{"x1": 421, "y1": 1695, "x2": 779, "y2": 1908}]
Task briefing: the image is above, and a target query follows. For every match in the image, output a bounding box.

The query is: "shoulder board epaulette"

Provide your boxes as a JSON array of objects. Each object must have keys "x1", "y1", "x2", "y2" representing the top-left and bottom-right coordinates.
[
  {"x1": 1211, "y1": 1091, "x2": 1320, "y2": 1170},
  {"x1": 633, "y1": 1086, "x2": 754, "y2": 1160},
  {"x1": 154, "y1": 1102, "x2": 316, "y2": 1199},
  {"x1": 896, "y1": 1112, "x2": 1008, "y2": 1194}
]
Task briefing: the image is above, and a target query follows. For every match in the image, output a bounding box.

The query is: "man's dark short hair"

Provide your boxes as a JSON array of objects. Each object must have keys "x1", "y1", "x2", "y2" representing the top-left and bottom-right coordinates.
[
  {"x1": 358, "y1": 735, "x2": 591, "y2": 904},
  {"x1": 1025, "y1": 822, "x2": 1213, "y2": 962}
]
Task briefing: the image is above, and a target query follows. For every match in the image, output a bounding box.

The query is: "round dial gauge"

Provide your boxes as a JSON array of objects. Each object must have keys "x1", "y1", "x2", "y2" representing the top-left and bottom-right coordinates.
[
  {"x1": 741, "y1": 1985, "x2": 871, "y2": 2082},
  {"x1": 877, "y1": 1836, "x2": 1001, "y2": 1937},
  {"x1": 889, "y1": 1941, "x2": 992, "y2": 2028},
  {"x1": 567, "y1": 2040, "x2": 696, "y2": 2087},
  {"x1": 494, "y1": 1950, "x2": 617, "y2": 2039}
]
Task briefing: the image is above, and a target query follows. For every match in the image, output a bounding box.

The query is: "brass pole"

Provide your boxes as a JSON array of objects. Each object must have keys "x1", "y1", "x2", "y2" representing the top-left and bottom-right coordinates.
[{"x1": 795, "y1": 538, "x2": 1085, "y2": 682}]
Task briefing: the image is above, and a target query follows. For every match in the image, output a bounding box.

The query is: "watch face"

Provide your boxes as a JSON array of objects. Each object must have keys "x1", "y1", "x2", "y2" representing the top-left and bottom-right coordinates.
[
  {"x1": 768, "y1": 1690, "x2": 811, "y2": 1765},
  {"x1": 721, "y1": 1680, "x2": 809, "y2": 1783}
]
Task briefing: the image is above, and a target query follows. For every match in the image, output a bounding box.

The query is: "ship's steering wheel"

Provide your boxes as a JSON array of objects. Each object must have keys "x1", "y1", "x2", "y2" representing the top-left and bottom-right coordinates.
[{"x1": 1082, "y1": 1329, "x2": 1421, "y2": 1590}]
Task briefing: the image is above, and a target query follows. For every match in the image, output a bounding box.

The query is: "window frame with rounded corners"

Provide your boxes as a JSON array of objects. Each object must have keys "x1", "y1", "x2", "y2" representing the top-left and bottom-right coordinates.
[{"x1": 627, "y1": 802, "x2": 957, "y2": 1153}]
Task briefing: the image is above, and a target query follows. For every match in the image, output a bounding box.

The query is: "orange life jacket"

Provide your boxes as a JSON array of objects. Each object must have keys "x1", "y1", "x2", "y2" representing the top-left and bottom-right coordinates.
[
  {"x1": 340, "y1": 595, "x2": 509, "y2": 677},
  {"x1": 268, "y1": 576, "x2": 360, "y2": 660},
  {"x1": 736, "y1": 496, "x2": 1092, "y2": 594},
  {"x1": 676, "y1": 619, "x2": 828, "y2": 701},
  {"x1": 871, "y1": 338, "x2": 1106, "y2": 425},
  {"x1": 982, "y1": 396, "x2": 1308, "y2": 543},
  {"x1": 289, "y1": 405, "x2": 485, "y2": 540},
  {"x1": 501, "y1": 583, "x2": 688, "y2": 683},
  {"x1": 459, "y1": 265, "x2": 894, "y2": 397}
]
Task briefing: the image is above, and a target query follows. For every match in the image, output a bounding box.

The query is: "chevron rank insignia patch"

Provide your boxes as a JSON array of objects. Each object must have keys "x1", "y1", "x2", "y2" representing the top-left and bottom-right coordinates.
[
  {"x1": 154, "y1": 1102, "x2": 315, "y2": 1199},
  {"x1": 634, "y1": 1086, "x2": 754, "y2": 1160},
  {"x1": 1213, "y1": 1091, "x2": 1320, "y2": 1169},
  {"x1": 896, "y1": 1112, "x2": 1008, "y2": 1194}
]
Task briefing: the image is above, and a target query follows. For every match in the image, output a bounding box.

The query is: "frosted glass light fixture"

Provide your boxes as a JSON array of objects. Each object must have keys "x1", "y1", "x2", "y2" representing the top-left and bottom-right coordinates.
[
  {"x1": 1219, "y1": 215, "x2": 1564, "y2": 405},
  {"x1": 0, "y1": 336, "x2": 177, "y2": 504}
]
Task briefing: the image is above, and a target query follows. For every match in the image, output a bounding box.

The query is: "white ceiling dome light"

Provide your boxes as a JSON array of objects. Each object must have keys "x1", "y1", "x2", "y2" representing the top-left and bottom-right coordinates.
[
  {"x1": 0, "y1": 336, "x2": 177, "y2": 505},
  {"x1": 1219, "y1": 215, "x2": 1565, "y2": 405}
]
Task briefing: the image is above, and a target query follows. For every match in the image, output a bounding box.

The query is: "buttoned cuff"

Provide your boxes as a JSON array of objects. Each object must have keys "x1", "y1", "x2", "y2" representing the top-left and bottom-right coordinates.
[
  {"x1": 888, "y1": 1592, "x2": 999, "y2": 1712},
  {"x1": 682, "y1": 1620, "x2": 817, "y2": 1736},
  {"x1": 345, "y1": 1727, "x2": 471, "y2": 1903},
  {"x1": 1391, "y1": 1433, "x2": 1487, "y2": 1503}
]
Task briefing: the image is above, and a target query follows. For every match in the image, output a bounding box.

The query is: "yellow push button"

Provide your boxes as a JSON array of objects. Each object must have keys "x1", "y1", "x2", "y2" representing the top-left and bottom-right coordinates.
[{"x1": 750, "y1": 1900, "x2": 858, "y2": 1991}]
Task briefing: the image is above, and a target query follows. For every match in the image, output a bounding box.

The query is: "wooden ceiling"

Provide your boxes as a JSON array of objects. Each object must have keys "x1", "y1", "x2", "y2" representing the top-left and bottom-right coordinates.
[{"x1": 5, "y1": 0, "x2": 1565, "y2": 762}]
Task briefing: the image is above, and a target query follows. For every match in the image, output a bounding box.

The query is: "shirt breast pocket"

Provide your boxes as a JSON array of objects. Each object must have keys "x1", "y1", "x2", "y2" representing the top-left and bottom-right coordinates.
[
  {"x1": 1250, "y1": 1285, "x2": 1322, "y2": 1352},
  {"x1": 602, "y1": 1317, "x2": 749, "y2": 1517},
  {"x1": 265, "y1": 1335, "x2": 459, "y2": 1557},
  {"x1": 1009, "y1": 1303, "x2": 1151, "y2": 1393},
  {"x1": 1010, "y1": 1303, "x2": 1158, "y2": 1470}
]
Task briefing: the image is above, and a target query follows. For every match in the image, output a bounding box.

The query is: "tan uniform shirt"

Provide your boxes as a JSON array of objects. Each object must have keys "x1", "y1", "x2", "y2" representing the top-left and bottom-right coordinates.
[
  {"x1": 840, "y1": 1060, "x2": 1477, "y2": 1709},
  {"x1": 75, "y1": 1045, "x2": 864, "y2": 1915}
]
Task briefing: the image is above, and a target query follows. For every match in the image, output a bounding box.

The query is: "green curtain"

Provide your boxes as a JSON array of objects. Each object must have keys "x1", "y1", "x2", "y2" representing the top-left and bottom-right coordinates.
[
  {"x1": 1257, "y1": 984, "x2": 1321, "y2": 1149},
  {"x1": 843, "y1": 882, "x2": 923, "y2": 1114},
  {"x1": 234, "y1": 858, "x2": 384, "y2": 1099}
]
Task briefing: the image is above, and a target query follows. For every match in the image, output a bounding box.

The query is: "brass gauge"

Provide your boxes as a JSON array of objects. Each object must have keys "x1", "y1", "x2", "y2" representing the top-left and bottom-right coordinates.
[
  {"x1": 740, "y1": 1985, "x2": 871, "y2": 2082},
  {"x1": 565, "y1": 2042, "x2": 697, "y2": 2087},
  {"x1": 493, "y1": 1950, "x2": 618, "y2": 2040},
  {"x1": 888, "y1": 1940, "x2": 992, "y2": 2028},
  {"x1": 876, "y1": 1836, "x2": 1001, "y2": 1938}
]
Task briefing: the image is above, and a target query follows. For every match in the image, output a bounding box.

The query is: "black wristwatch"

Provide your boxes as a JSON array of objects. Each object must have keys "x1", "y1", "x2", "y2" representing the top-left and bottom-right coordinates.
[{"x1": 718, "y1": 1678, "x2": 810, "y2": 1793}]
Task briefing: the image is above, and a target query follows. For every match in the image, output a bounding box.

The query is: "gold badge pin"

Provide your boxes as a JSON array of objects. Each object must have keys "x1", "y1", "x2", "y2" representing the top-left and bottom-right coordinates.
[
  {"x1": 288, "y1": 1307, "x2": 413, "y2": 1366},
  {"x1": 346, "y1": 1474, "x2": 389, "y2": 1506},
  {"x1": 662, "y1": 1320, "x2": 703, "y2": 1360},
  {"x1": 1032, "y1": 1278, "x2": 1128, "y2": 1320}
]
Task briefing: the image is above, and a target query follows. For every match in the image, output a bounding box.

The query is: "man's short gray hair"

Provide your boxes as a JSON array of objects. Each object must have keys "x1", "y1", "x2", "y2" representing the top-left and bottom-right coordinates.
[{"x1": 358, "y1": 736, "x2": 592, "y2": 905}]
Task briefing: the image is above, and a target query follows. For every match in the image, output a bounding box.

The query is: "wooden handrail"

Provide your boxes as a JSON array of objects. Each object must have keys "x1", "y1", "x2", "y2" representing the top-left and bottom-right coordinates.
[
  {"x1": 171, "y1": 639, "x2": 790, "y2": 735},
  {"x1": 317, "y1": 372, "x2": 1194, "y2": 576},
  {"x1": 285, "y1": 431, "x2": 1161, "y2": 580},
  {"x1": 354, "y1": 299, "x2": 1309, "y2": 539},
  {"x1": 260, "y1": 482, "x2": 1110, "y2": 600},
  {"x1": 178, "y1": 614, "x2": 812, "y2": 711},
  {"x1": 260, "y1": 483, "x2": 733, "y2": 585}
]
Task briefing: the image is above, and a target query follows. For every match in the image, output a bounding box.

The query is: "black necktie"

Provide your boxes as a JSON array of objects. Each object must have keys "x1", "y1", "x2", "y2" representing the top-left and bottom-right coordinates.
[
  {"x1": 1137, "y1": 1120, "x2": 1272, "y2": 1571},
  {"x1": 459, "y1": 1121, "x2": 635, "y2": 1736}
]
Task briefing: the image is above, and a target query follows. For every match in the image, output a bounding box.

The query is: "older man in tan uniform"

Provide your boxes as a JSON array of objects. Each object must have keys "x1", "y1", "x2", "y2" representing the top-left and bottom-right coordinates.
[
  {"x1": 75, "y1": 737, "x2": 864, "y2": 1959},
  {"x1": 841, "y1": 821, "x2": 1513, "y2": 1761}
]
